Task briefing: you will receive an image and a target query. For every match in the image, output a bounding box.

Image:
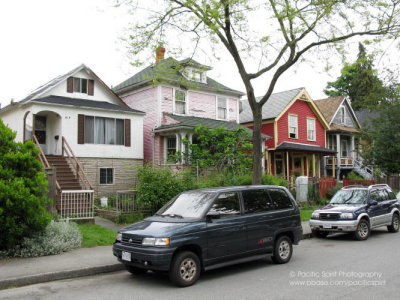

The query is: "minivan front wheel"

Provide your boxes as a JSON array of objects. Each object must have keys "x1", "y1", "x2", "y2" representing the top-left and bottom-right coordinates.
[
  {"x1": 169, "y1": 251, "x2": 200, "y2": 287},
  {"x1": 272, "y1": 236, "x2": 293, "y2": 264}
]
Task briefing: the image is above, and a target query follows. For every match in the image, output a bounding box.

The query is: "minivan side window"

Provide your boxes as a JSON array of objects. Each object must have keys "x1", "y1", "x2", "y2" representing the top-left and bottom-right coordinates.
[
  {"x1": 209, "y1": 192, "x2": 241, "y2": 218},
  {"x1": 242, "y1": 189, "x2": 273, "y2": 214},
  {"x1": 269, "y1": 189, "x2": 293, "y2": 210}
]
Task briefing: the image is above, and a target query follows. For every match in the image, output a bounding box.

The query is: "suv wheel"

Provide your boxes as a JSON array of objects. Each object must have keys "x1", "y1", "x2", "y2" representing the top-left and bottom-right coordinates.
[
  {"x1": 125, "y1": 265, "x2": 148, "y2": 275},
  {"x1": 169, "y1": 251, "x2": 200, "y2": 287},
  {"x1": 354, "y1": 219, "x2": 370, "y2": 241},
  {"x1": 311, "y1": 229, "x2": 329, "y2": 238},
  {"x1": 272, "y1": 236, "x2": 293, "y2": 264},
  {"x1": 387, "y1": 214, "x2": 400, "y2": 233}
]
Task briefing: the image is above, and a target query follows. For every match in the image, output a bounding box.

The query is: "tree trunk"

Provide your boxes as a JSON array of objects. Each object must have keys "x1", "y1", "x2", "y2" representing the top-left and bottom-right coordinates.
[{"x1": 252, "y1": 107, "x2": 263, "y2": 185}]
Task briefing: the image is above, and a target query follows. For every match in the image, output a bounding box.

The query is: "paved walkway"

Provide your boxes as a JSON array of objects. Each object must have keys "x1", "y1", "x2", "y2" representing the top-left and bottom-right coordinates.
[{"x1": 0, "y1": 218, "x2": 311, "y2": 289}]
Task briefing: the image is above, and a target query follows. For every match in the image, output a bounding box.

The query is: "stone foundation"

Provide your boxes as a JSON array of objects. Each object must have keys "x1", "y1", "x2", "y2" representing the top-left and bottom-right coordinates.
[{"x1": 78, "y1": 157, "x2": 143, "y2": 199}]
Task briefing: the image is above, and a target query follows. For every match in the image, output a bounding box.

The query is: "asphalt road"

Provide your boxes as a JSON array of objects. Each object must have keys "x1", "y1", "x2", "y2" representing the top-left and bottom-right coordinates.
[{"x1": 1, "y1": 229, "x2": 399, "y2": 300}]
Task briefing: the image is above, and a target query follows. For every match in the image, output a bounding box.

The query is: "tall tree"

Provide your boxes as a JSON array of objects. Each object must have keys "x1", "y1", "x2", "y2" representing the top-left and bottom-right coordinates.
[
  {"x1": 118, "y1": 0, "x2": 400, "y2": 184},
  {"x1": 360, "y1": 101, "x2": 400, "y2": 174},
  {"x1": 324, "y1": 43, "x2": 386, "y2": 110}
]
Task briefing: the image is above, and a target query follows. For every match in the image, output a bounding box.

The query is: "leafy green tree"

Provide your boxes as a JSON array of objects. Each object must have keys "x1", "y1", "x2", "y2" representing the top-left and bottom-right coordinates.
[
  {"x1": 324, "y1": 43, "x2": 386, "y2": 110},
  {"x1": 360, "y1": 101, "x2": 400, "y2": 174},
  {"x1": 178, "y1": 125, "x2": 253, "y2": 175},
  {"x1": 0, "y1": 119, "x2": 51, "y2": 250},
  {"x1": 118, "y1": 0, "x2": 400, "y2": 184}
]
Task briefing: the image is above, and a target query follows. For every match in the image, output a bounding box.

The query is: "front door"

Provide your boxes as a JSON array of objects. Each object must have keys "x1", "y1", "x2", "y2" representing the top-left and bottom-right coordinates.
[{"x1": 206, "y1": 192, "x2": 246, "y2": 262}]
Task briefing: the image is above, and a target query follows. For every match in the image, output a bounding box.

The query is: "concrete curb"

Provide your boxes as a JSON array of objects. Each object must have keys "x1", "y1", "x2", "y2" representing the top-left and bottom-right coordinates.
[{"x1": 0, "y1": 263, "x2": 125, "y2": 290}]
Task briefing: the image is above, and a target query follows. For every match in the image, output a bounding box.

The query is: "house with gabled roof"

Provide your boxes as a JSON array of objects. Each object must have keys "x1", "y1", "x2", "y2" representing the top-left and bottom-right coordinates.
[
  {"x1": 0, "y1": 64, "x2": 145, "y2": 205},
  {"x1": 113, "y1": 48, "x2": 268, "y2": 166},
  {"x1": 314, "y1": 96, "x2": 373, "y2": 179},
  {"x1": 240, "y1": 88, "x2": 335, "y2": 178}
]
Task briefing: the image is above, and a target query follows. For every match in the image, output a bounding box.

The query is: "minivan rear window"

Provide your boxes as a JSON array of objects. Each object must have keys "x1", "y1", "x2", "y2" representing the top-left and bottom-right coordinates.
[
  {"x1": 269, "y1": 189, "x2": 293, "y2": 209},
  {"x1": 242, "y1": 189, "x2": 273, "y2": 214}
]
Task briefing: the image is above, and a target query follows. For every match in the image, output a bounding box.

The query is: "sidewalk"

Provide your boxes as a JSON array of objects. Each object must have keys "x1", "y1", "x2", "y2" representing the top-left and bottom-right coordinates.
[{"x1": 0, "y1": 219, "x2": 311, "y2": 290}]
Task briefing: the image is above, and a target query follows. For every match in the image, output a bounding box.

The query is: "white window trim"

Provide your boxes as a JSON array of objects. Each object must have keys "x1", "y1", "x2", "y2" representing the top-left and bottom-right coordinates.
[
  {"x1": 288, "y1": 114, "x2": 298, "y2": 139},
  {"x1": 307, "y1": 117, "x2": 316, "y2": 141},
  {"x1": 216, "y1": 96, "x2": 229, "y2": 120},
  {"x1": 99, "y1": 167, "x2": 114, "y2": 185},
  {"x1": 340, "y1": 106, "x2": 346, "y2": 124},
  {"x1": 173, "y1": 88, "x2": 187, "y2": 115}
]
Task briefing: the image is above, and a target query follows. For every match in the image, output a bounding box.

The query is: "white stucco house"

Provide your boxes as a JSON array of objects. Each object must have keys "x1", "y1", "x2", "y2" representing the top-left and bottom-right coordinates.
[{"x1": 0, "y1": 64, "x2": 145, "y2": 205}]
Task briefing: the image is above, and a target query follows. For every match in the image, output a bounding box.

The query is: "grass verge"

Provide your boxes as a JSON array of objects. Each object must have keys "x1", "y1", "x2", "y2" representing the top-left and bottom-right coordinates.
[{"x1": 77, "y1": 224, "x2": 116, "y2": 248}]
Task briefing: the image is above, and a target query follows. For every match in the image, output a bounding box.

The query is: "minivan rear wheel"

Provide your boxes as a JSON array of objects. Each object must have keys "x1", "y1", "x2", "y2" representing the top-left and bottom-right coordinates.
[
  {"x1": 272, "y1": 235, "x2": 293, "y2": 264},
  {"x1": 169, "y1": 251, "x2": 200, "y2": 287}
]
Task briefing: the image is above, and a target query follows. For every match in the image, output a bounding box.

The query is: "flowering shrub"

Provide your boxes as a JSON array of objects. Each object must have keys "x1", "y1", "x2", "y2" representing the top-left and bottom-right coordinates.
[{"x1": 0, "y1": 220, "x2": 82, "y2": 258}]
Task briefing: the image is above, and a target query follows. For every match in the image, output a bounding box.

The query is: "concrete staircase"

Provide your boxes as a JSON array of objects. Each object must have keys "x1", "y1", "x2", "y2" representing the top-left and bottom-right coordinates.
[
  {"x1": 46, "y1": 155, "x2": 82, "y2": 190},
  {"x1": 353, "y1": 159, "x2": 374, "y2": 180}
]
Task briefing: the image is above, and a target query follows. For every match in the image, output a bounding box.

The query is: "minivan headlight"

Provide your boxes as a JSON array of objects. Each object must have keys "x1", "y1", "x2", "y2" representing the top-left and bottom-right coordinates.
[
  {"x1": 311, "y1": 212, "x2": 320, "y2": 219},
  {"x1": 142, "y1": 237, "x2": 170, "y2": 246},
  {"x1": 116, "y1": 232, "x2": 122, "y2": 242},
  {"x1": 340, "y1": 213, "x2": 354, "y2": 219}
]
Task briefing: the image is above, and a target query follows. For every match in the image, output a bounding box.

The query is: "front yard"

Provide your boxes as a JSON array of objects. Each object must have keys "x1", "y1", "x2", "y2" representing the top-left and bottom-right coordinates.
[{"x1": 77, "y1": 224, "x2": 116, "y2": 248}]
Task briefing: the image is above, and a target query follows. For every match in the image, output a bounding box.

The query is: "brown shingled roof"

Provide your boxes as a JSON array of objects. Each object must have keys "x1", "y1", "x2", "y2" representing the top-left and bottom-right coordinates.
[
  {"x1": 314, "y1": 96, "x2": 344, "y2": 123},
  {"x1": 330, "y1": 124, "x2": 359, "y2": 133}
]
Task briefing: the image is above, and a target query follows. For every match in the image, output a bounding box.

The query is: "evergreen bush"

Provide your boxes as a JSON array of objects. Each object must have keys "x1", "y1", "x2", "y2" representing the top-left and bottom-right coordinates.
[{"x1": 0, "y1": 119, "x2": 51, "y2": 250}]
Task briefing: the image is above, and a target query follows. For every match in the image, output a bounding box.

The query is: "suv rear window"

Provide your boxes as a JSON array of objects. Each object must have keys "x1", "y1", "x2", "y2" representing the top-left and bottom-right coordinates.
[
  {"x1": 242, "y1": 189, "x2": 273, "y2": 214},
  {"x1": 269, "y1": 189, "x2": 293, "y2": 209}
]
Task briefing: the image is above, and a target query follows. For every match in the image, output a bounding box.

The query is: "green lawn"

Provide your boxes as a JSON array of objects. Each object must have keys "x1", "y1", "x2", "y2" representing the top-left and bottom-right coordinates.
[
  {"x1": 77, "y1": 224, "x2": 117, "y2": 248},
  {"x1": 300, "y1": 205, "x2": 320, "y2": 221}
]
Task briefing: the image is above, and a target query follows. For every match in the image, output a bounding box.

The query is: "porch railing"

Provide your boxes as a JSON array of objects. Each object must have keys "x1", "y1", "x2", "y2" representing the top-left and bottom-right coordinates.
[
  {"x1": 324, "y1": 156, "x2": 354, "y2": 167},
  {"x1": 59, "y1": 190, "x2": 94, "y2": 220},
  {"x1": 62, "y1": 137, "x2": 93, "y2": 190},
  {"x1": 33, "y1": 134, "x2": 61, "y2": 191}
]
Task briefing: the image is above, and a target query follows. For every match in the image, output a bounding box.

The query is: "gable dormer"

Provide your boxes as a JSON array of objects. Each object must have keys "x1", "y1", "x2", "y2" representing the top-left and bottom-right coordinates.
[
  {"x1": 332, "y1": 100, "x2": 357, "y2": 128},
  {"x1": 180, "y1": 59, "x2": 212, "y2": 84}
]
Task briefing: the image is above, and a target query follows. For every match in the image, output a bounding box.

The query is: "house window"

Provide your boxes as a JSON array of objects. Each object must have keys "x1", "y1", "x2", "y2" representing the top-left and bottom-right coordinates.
[
  {"x1": 99, "y1": 168, "x2": 113, "y2": 185},
  {"x1": 340, "y1": 107, "x2": 345, "y2": 124},
  {"x1": 73, "y1": 77, "x2": 88, "y2": 94},
  {"x1": 84, "y1": 116, "x2": 124, "y2": 145},
  {"x1": 174, "y1": 89, "x2": 186, "y2": 114},
  {"x1": 328, "y1": 135, "x2": 337, "y2": 151},
  {"x1": 288, "y1": 115, "x2": 298, "y2": 139},
  {"x1": 217, "y1": 97, "x2": 227, "y2": 120},
  {"x1": 167, "y1": 136, "x2": 177, "y2": 159},
  {"x1": 35, "y1": 115, "x2": 46, "y2": 144},
  {"x1": 307, "y1": 118, "x2": 316, "y2": 141},
  {"x1": 193, "y1": 71, "x2": 203, "y2": 82}
]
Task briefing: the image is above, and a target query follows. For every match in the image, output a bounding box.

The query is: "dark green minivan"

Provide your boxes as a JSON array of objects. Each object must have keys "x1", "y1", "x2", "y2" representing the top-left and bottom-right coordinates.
[{"x1": 113, "y1": 185, "x2": 302, "y2": 287}]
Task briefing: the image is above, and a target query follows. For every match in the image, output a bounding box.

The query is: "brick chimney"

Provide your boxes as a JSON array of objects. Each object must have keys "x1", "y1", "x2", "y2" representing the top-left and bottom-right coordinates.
[{"x1": 156, "y1": 46, "x2": 165, "y2": 63}]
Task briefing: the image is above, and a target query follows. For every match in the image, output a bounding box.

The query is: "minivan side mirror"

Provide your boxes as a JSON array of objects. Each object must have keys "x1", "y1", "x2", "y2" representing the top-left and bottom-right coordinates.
[
  {"x1": 369, "y1": 200, "x2": 378, "y2": 206},
  {"x1": 206, "y1": 211, "x2": 221, "y2": 220}
]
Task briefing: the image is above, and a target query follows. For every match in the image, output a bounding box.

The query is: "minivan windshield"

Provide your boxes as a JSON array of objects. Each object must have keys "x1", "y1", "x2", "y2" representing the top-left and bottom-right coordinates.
[
  {"x1": 156, "y1": 192, "x2": 215, "y2": 218},
  {"x1": 330, "y1": 189, "x2": 367, "y2": 205}
]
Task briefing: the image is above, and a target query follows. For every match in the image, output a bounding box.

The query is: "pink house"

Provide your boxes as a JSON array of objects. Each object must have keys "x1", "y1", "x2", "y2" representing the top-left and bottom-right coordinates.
[{"x1": 114, "y1": 53, "x2": 251, "y2": 165}]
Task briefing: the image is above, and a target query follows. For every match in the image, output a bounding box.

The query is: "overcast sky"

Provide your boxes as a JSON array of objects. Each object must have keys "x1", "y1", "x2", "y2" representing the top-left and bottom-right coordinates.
[{"x1": 1, "y1": 0, "x2": 398, "y2": 110}]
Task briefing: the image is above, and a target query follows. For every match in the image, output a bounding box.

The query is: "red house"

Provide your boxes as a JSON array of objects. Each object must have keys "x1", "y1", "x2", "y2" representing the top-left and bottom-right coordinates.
[{"x1": 240, "y1": 88, "x2": 335, "y2": 178}]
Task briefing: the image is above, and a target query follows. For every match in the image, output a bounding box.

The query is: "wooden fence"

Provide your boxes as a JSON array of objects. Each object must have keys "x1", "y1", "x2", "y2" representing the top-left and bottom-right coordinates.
[
  {"x1": 343, "y1": 178, "x2": 375, "y2": 187},
  {"x1": 376, "y1": 176, "x2": 400, "y2": 191},
  {"x1": 319, "y1": 177, "x2": 337, "y2": 198}
]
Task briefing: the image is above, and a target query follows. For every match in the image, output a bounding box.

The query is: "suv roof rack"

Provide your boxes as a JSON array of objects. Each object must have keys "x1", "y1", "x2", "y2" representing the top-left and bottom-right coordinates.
[
  {"x1": 342, "y1": 185, "x2": 366, "y2": 189},
  {"x1": 368, "y1": 184, "x2": 390, "y2": 189}
]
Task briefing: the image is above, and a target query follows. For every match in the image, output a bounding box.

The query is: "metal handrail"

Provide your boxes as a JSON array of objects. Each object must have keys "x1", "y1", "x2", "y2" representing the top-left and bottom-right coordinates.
[
  {"x1": 62, "y1": 136, "x2": 93, "y2": 190},
  {"x1": 32, "y1": 134, "x2": 61, "y2": 191}
]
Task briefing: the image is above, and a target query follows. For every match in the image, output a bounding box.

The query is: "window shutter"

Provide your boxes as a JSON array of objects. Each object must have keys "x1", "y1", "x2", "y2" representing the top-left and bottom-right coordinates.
[
  {"x1": 88, "y1": 79, "x2": 94, "y2": 96},
  {"x1": 78, "y1": 114, "x2": 85, "y2": 144},
  {"x1": 67, "y1": 77, "x2": 73, "y2": 93},
  {"x1": 125, "y1": 119, "x2": 131, "y2": 147}
]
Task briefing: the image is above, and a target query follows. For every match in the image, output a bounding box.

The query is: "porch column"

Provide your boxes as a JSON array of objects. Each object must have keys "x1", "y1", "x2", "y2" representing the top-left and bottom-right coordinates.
[
  {"x1": 336, "y1": 133, "x2": 341, "y2": 180},
  {"x1": 179, "y1": 132, "x2": 186, "y2": 163},
  {"x1": 351, "y1": 135, "x2": 355, "y2": 160},
  {"x1": 286, "y1": 152, "x2": 289, "y2": 180},
  {"x1": 312, "y1": 154, "x2": 316, "y2": 177},
  {"x1": 332, "y1": 156, "x2": 335, "y2": 178},
  {"x1": 261, "y1": 142, "x2": 265, "y2": 172}
]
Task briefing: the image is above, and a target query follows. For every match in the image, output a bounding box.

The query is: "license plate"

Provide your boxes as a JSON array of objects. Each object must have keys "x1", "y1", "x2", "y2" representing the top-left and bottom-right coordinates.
[
  {"x1": 122, "y1": 251, "x2": 131, "y2": 261},
  {"x1": 323, "y1": 224, "x2": 332, "y2": 229}
]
